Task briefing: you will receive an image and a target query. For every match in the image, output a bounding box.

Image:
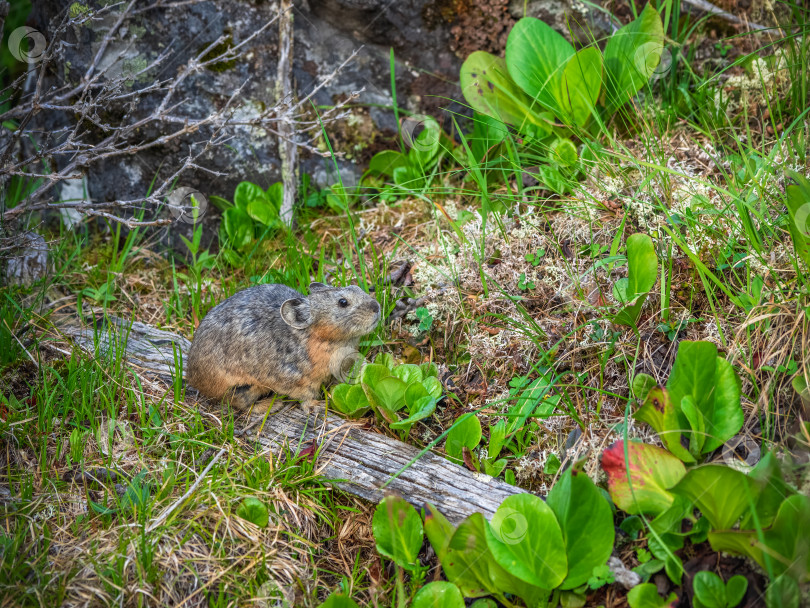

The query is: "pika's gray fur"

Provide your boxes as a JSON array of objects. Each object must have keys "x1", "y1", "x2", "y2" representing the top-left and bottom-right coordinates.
[{"x1": 187, "y1": 282, "x2": 381, "y2": 414}]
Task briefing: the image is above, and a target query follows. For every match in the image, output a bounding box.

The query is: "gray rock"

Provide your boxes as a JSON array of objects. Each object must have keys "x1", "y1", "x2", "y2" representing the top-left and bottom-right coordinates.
[{"x1": 28, "y1": 0, "x2": 588, "y2": 234}]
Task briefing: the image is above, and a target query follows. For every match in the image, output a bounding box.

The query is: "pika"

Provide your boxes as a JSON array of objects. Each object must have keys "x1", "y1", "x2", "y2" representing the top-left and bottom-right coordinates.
[{"x1": 187, "y1": 282, "x2": 381, "y2": 414}]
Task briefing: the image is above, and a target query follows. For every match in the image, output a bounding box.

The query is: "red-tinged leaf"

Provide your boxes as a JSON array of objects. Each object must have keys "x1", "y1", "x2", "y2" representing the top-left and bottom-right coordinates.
[
  {"x1": 601, "y1": 440, "x2": 686, "y2": 516},
  {"x1": 298, "y1": 440, "x2": 319, "y2": 459}
]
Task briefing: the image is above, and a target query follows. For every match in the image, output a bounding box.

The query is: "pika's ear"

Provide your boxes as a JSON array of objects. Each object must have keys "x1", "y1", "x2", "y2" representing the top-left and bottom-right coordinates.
[
  {"x1": 280, "y1": 298, "x2": 312, "y2": 329},
  {"x1": 309, "y1": 282, "x2": 330, "y2": 293}
]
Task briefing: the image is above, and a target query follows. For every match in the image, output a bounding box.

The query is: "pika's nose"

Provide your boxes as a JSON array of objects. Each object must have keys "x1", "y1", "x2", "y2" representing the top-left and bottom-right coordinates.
[{"x1": 370, "y1": 299, "x2": 381, "y2": 315}]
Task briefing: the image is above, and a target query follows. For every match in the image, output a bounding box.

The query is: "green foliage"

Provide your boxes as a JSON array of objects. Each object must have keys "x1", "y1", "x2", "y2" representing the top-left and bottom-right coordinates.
[
  {"x1": 217, "y1": 181, "x2": 283, "y2": 264},
  {"x1": 318, "y1": 594, "x2": 362, "y2": 608},
  {"x1": 367, "y1": 116, "x2": 444, "y2": 192},
  {"x1": 415, "y1": 307, "x2": 434, "y2": 332},
  {"x1": 692, "y1": 571, "x2": 747, "y2": 608},
  {"x1": 329, "y1": 355, "x2": 442, "y2": 434},
  {"x1": 461, "y1": 3, "x2": 663, "y2": 130},
  {"x1": 411, "y1": 582, "x2": 465, "y2": 608},
  {"x1": 633, "y1": 341, "x2": 743, "y2": 462},
  {"x1": 423, "y1": 469, "x2": 614, "y2": 604},
  {"x1": 445, "y1": 414, "x2": 481, "y2": 464},
  {"x1": 236, "y1": 497, "x2": 269, "y2": 528},
  {"x1": 372, "y1": 495, "x2": 423, "y2": 572},
  {"x1": 784, "y1": 170, "x2": 810, "y2": 266},
  {"x1": 613, "y1": 233, "x2": 658, "y2": 328},
  {"x1": 627, "y1": 583, "x2": 677, "y2": 608}
]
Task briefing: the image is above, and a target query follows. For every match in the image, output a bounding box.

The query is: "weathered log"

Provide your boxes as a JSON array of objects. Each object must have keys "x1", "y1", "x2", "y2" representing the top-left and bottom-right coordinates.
[{"x1": 58, "y1": 315, "x2": 527, "y2": 523}]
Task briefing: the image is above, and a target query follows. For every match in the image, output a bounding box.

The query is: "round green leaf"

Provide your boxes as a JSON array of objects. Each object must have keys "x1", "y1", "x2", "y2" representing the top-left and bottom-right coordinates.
[
  {"x1": 560, "y1": 47, "x2": 603, "y2": 127},
  {"x1": 233, "y1": 181, "x2": 265, "y2": 210},
  {"x1": 693, "y1": 571, "x2": 726, "y2": 608},
  {"x1": 222, "y1": 207, "x2": 254, "y2": 251},
  {"x1": 550, "y1": 138, "x2": 578, "y2": 167},
  {"x1": 423, "y1": 376, "x2": 443, "y2": 399},
  {"x1": 236, "y1": 497, "x2": 269, "y2": 528},
  {"x1": 411, "y1": 582, "x2": 465, "y2": 608},
  {"x1": 486, "y1": 493, "x2": 568, "y2": 589},
  {"x1": 393, "y1": 363, "x2": 424, "y2": 385},
  {"x1": 726, "y1": 575, "x2": 748, "y2": 608},
  {"x1": 246, "y1": 199, "x2": 280, "y2": 227},
  {"x1": 318, "y1": 594, "x2": 362, "y2": 608}
]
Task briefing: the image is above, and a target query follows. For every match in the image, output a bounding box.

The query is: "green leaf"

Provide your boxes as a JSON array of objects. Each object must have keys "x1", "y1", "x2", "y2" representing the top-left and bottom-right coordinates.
[
  {"x1": 766, "y1": 576, "x2": 800, "y2": 608},
  {"x1": 486, "y1": 493, "x2": 568, "y2": 589},
  {"x1": 726, "y1": 575, "x2": 748, "y2": 608},
  {"x1": 741, "y1": 452, "x2": 795, "y2": 529},
  {"x1": 393, "y1": 364, "x2": 424, "y2": 385},
  {"x1": 222, "y1": 207, "x2": 254, "y2": 251},
  {"x1": 408, "y1": 116, "x2": 442, "y2": 170},
  {"x1": 233, "y1": 181, "x2": 265, "y2": 210},
  {"x1": 547, "y1": 469, "x2": 615, "y2": 589},
  {"x1": 785, "y1": 170, "x2": 810, "y2": 266},
  {"x1": 372, "y1": 495, "x2": 423, "y2": 571},
  {"x1": 364, "y1": 363, "x2": 393, "y2": 385},
  {"x1": 318, "y1": 594, "x2": 362, "y2": 608},
  {"x1": 632, "y1": 373, "x2": 657, "y2": 400},
  {"x1": 330, "y1": 383, "x2": 371, "y2": 418},
  {"x1": 420, "y1": 361, "x2": 439, "y2": 378},
  {"x1": 389, "y1": 395, "x2": 437, "y2": 431},
  {"x1": 507, "y1": 373, "x2": 554, "y2": 435},
  {"x1": 601, "y1": 440, "x2": 686, "y2": 516},
  {"x1": 549, "y1": 138, "x2": 578, "y2": 167},
  {"x1": 627, "y1": 583, "x2": 678, "y2": 608},
  {"x1": 365, "y1": 376, "x2": 407, "y2": 422},
  {"x1": 670, "y1": 465, "x2": 751, "y2": 530},
  {"x1": 445, "y1": 414, "x2": 482, "y2": 464},
  {"x1": 265, "y1": 182, "x2": 283, "y2": 207},
  {"x1": 702, "y1": 356, "x2": 743, "y2": 452},
  {"x1": 666, "y1": 341, "x2": 717, "y2": 432},
  {"x1": 634, "y1": 387, "x2": 694, "y2": 463},
  {"x1": 603, "y1": 3, "x2": 664, "y2": 114},
  {"x1": 369, "y1": 150, "x2": 408, "y2": 177},
  {"x1": 236, "y1": 497, "x2": 269, "y2": 528},
  {"x1": 460, "y1": 51, "x2": 552, "y2": 137},
  {"x1": 614, "y1": 233, "x2": 658, "y2": 327},
  {"x1": 488, "y1": 419, "x2": 507, "y2": 459},
  {"x1": 411, "y1": 582, "x2": 465, "y2": 608},
  {"x1": 559, "y1": 46, "x2": 602, "y2": 127},
  {"x1": 423, "y1": 503, "x2": 455, "y2": 561},
  {"x1": 246, "y1": 199, "x2": 279, "y2": 227},
  {"x1": 693, "y1": 571, "x2": 726, "y2": 608},
  {"x1": 709, "y1": 494, "x2": 810, "y2": 581},
  {"x1": 373, "y1": 352, "x2": 395, "y2": 369},
  {"x1": 680, "y1": 395, "x2": 706, "y2": 456},
  {"x1": 423, "y1": 376, "x2": 443, "y2": 399},
  {"x1": 506, "y1": 18, "x2": 574, "y2": 117}
]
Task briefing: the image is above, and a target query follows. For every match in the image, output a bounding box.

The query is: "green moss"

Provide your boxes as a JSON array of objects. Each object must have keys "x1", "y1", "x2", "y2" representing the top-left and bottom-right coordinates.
[
  {"x1": 69, "y1": 2, "x2": 90, "y2": 18},
  {"x1": 198, "y1": 36, "x2": 237, "y2": 72}
]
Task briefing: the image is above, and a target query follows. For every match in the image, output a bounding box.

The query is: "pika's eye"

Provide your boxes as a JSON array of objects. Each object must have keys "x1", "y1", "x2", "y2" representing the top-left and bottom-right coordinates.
[{"x1": 338, "y1": 298, "x2": 349, "y2": 308}]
